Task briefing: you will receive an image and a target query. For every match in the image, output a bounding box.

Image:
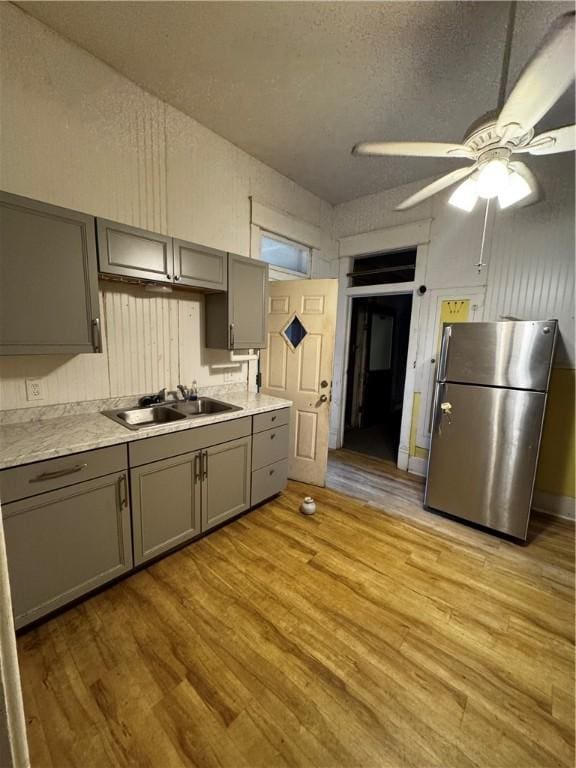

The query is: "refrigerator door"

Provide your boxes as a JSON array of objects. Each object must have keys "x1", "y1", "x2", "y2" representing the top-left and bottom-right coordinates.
[
  {"x1": 439, "y1": 320, "x2": 557, "y2": 390},
  {"x1": 425, "y1": 382, "x2": 547, "y2": 539}
]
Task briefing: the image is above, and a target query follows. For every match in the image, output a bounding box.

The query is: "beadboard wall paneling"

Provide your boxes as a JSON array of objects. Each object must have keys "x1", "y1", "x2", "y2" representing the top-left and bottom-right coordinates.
[
  {"x1": 0, "y1": 4, "x2": 169, "y2": 232},
  {"x1": 0, "y1": 293, "x2": 110, "y2": 409},
  {"x1": 0, "y1": 3, "x2": 336, "y2": 411},
  {"x1": 484, "y1": 155, "x2": 575, "y2": 367},
  {"x1": 335, "y1": 154, "x2": 575, "y2": 366},
  {"x1": 103, "y1": 284, "x2": 179, "y2": 397}
]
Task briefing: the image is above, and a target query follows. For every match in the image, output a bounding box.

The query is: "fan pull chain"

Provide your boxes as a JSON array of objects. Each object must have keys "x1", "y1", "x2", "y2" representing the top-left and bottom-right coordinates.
[{"x1": 476, "y1": 197, "x2": 491, "y2": 273}]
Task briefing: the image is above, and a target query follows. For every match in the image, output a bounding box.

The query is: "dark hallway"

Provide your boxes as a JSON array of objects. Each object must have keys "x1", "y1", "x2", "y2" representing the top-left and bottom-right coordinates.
[{"x1": 344, "y1": 293, "x2": 412, "y2": 462}]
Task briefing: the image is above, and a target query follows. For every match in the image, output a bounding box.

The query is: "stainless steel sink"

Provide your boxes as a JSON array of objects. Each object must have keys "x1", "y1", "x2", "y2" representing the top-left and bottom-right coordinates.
[
  {"x1": 103, "y1": 404, "x2": 187, "y2": 430},
  {"x1": 102, "y1": 397, "x2": 241, "y2": 430},
  {"x1": 168, "y1": 397, "x2": 242, "y2": 417}
]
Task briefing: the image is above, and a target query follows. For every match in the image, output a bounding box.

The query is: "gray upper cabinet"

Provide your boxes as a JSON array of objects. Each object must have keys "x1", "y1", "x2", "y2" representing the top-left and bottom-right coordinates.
[
  {"x1": 0, "y1": 191, "x2": 101, "y2": 355},
  {"x1": 202, "y1": 435, "x2": 251, "y2": 531},
  {"x1": 205, "y1": 253, "x2": 268, "y2": 349},
  {"x1": 173, "y1": 238, "x2": 227, "y2": 291},
  {"x1": 97, "y1": 218, "x2": 174, "y2": 284}
]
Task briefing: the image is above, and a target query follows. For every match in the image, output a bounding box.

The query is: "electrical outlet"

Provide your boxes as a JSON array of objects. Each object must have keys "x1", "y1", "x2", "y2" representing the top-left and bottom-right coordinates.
[{"x1": 25, "y1": 378, "x2": 45, "y2": 402}]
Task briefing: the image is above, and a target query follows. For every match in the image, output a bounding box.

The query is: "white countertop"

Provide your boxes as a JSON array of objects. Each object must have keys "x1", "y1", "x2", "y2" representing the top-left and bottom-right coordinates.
[{"x1": 0, "y1": 392, "x2": 292, "y2": 470}]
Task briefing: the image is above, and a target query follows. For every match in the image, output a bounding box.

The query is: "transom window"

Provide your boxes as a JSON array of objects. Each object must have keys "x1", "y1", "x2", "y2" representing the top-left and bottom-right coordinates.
[{"x1": 260, "y1": 232, "x2": 311, "y2": 278}]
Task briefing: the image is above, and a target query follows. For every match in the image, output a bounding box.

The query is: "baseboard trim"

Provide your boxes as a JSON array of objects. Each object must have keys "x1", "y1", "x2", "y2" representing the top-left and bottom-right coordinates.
[
  {"x1": 397, "y1": 448, "x2": 409, "y2": 471},
  {"x1": 407, "y1": 456, "x2": 427, "y2": 477},
  {"x1": 532, "y1": 490, "x2": 575, "y2": 521}
]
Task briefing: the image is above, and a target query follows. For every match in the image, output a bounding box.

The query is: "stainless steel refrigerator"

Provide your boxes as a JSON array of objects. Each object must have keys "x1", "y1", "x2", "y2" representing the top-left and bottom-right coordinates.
[{"x1": 425, "y1": 319, "x2": 557, "y2": 540}]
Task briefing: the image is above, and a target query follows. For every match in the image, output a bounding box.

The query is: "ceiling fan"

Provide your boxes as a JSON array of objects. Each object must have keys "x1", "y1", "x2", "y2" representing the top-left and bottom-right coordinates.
[{"x1": 352, "y1": 8, "x2": 576, "y2": 212}]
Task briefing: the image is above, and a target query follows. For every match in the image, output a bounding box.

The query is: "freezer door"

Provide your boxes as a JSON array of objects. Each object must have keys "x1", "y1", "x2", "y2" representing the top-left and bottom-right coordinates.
[
  {"x1": 439, "y1": 320, "x2": 557, "y2": 390},
  {"x1": 425, "y1": 382, "x2": 547, "y2": 539}
]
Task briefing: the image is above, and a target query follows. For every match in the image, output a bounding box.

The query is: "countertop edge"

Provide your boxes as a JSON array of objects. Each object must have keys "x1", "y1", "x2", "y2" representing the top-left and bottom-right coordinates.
[{"x1": 0, "y1": 397, "x2": 292, "y2": 471}]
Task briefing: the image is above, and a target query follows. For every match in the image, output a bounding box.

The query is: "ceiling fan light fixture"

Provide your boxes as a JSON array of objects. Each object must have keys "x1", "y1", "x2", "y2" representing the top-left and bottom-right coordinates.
[
  {"x1": 477, "y1": 159, "x2": 510, "y2": 199},
  {"x1": 448, "y1": 177, "x2": 479, "y2": 212},
  {"x1": 497, "y1": 170, "x2": 532, "y2": 209}
]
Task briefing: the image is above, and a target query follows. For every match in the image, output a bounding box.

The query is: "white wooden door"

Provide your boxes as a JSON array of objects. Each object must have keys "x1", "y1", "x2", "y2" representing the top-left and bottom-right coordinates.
[{"x1": 260, "y1": 279, "x2": 338, "y2": 486}]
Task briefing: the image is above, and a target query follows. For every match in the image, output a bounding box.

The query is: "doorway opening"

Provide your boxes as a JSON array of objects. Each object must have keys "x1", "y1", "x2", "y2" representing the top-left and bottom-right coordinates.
[{"x1": 344, "y1": 293, "x2": 413, "y2": 462}]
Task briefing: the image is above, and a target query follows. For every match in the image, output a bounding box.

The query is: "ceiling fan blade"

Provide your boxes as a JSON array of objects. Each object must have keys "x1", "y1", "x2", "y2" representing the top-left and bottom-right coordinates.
[
  {"x1": 395, "y1": 165, "x2": 477, "y2": 211},
  {"x1": 496, "y1": 11, "x2": 576, "y2": 139},
  {"x1": 352, "y1": 141, "x2": 474, "y2": 159},
  {"x1": 504, "y1": 161, "x2": 540, "y2": 207},
  {"x1": 516, "y1": 124, "x2": 576, "y2": 155}
]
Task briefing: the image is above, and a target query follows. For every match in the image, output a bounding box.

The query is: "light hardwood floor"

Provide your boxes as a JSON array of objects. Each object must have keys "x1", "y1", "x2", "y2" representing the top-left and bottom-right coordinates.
[{"x1": 17, "y1": 451, "x2": 575, "y2": 767}]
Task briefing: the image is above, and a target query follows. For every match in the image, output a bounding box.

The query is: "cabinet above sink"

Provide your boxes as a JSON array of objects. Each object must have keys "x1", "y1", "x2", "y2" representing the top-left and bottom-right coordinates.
[{"x1": 97, "y1": 218, "x2": 228, "y2": 292}]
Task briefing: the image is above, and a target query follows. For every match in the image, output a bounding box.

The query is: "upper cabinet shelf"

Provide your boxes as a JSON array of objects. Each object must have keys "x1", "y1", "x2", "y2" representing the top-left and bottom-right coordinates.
[
  {"x1": 97, "y1": 219, "x2": 227, "y2": 292},
  {"x1": 0, "y1": 191, "x2": 101, "y2": 356}
]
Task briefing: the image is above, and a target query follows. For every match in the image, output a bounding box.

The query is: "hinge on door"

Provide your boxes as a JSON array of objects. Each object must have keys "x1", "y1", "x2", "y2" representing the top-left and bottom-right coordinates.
[{"x1": 255, "y1": 371, "x2": 262, "y2": 388}]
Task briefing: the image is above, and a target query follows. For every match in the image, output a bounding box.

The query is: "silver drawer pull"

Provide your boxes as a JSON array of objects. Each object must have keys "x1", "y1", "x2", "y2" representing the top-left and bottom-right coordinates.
[{"x1": 29, "y1": 463, "x2": 88, "y2": 483}]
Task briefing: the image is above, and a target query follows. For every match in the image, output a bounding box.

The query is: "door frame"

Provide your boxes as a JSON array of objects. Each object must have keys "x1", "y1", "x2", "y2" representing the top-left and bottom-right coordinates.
[{"x1": 330, "y1": 220, "x2": 432, "y2": 472}]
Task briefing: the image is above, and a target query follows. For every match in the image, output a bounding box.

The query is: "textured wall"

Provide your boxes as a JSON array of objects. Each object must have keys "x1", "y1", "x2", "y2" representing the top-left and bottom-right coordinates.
[
  {"x1": 334, "y1": 154, "x2": 575, "y2": 498},
  {"x1": 0, "y1": 3, "x2": 336, "y2": 410}
]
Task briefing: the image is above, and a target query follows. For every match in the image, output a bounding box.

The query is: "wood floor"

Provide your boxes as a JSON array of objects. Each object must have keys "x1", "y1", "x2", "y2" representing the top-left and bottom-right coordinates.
[{"x1": 18, "y1": 451, "x2": 575, "y2": 768}]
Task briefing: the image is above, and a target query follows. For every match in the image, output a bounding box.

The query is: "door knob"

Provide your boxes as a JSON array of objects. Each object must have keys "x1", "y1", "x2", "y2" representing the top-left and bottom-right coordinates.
[
  {"x1": 440, "y1": 402, "x2": 452, "y2": 414},
  {"x1": 320, "y1": 380, "x2": 329, "y2": 388},
  {"x1": 319, "y1": 394, "x2": 328, "y2": 403}
]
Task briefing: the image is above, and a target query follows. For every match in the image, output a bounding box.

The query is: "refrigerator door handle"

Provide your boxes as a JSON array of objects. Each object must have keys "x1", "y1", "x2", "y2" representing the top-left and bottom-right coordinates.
[
  {"x1": 431, "y1": 382, "x2": 445, "y2": 435},
  {"x1": 438, "y1": 325, "x2": 452, "y2": 381}
]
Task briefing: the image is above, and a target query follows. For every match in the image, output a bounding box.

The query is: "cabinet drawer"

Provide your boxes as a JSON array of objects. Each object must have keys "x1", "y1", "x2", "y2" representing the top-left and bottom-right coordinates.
[
  {"x1": 0, "y1": 445, "x2": 127, "y2": 504},
  {"x1": 252, "y1": 407, "x2": 290, "y2": 434},
  {"x1": 129, "y1": 416, "x2": 251, "y2": 467},
  {"x1": 251, "y1": 460, "x2": 288, "y2": 506},
  {"x1": 252, "y1": 424, "x2": 289, "y2": 471}
]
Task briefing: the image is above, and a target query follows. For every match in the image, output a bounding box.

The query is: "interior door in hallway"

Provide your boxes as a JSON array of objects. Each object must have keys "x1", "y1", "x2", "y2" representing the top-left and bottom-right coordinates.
[{"x1": 260, "y1": 279, "x2": 338, "y2": 486}]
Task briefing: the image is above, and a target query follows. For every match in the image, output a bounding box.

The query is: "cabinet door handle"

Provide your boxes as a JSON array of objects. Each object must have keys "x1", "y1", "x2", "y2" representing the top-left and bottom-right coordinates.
[
  {"x1": 194, "y1": 453, "x2": 201, "y2": 483},
  {"x1": 91, "y1": 318, "x2": 102, "y2": 352},
  {"x1": 270, "y1": 433, "x2": 276, "y2": 440},
  {"x1": 29, "y1": 463, "x2": 88, "y2": 483},
  {"x1": 229, "y1": 323, "x2": 235, "y2": 348},
  {"x1": 269, "y1": 469, "x2": 275, "y2": 476},
  {"x1": 118, "y1": 474, "x2": 128, "y2": 508},
  {"x1": 202, "y1": 451, "x2": 208, "y2": 480},
  {"x1": 271, "y1": 415, "x2": 277, "y2": 422}
]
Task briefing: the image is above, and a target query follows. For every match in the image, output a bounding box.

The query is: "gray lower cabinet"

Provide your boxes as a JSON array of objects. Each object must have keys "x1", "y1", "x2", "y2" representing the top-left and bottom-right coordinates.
[
  {"x1": 202, "y1": 436, "x2": 252, "y2": 531},
  {"x1": 130, "y1": 451, "x2": 202, "y2": 566},
  {"x1": 97, "y1": 218, "x2": 174, "y2": 284},
  {"x1": 0, "y1": 190, "x2": 101, "y2": 355},
  {"x1": 205, "y1": 253, "x2": 268, "y2": 349},
  {"x1": 2, "y1": 471, "x2": 132, "y2": 629}
]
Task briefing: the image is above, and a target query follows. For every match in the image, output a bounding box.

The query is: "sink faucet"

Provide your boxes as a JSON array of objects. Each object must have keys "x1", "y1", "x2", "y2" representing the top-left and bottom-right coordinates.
[
  {"x1": 138, "y1": 388, "x2": 166, "y2": 407},
  {"x1": 177, "y1": 381, "x2": 198, "y2": 401},
  {"x1": 177, "y1": 384, "x2": 190, "y2": 401}
]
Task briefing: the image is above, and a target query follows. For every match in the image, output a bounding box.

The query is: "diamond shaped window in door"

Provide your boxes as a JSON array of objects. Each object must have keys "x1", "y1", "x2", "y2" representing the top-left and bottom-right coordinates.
[{"x1": 281, "y1": 314, "x2": 308, "y2": 350}]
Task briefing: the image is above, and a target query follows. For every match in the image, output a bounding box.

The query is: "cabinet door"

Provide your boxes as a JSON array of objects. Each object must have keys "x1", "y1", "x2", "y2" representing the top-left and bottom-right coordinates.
[
  {"x1": 228, "y1": 253, "x2": 268, "y2": 348},
  {"x1": 2, "y1": 471, "x2": 132, "y2": 629},
  {"x1": 97, "y1": 218, "x2": 174, "y2": 284},
  {"x1": 0, "y1": 191, "x2": 101, "y2": 355},
  {"x1": 131, "y1": 451, "x2": 201, "y2": 565},
  {"x1": 202, "y1": 436, "x2": 251, "y2": 532},
  {"x1": 173, "y1": 238, "x2": 227, "y2": 291}
]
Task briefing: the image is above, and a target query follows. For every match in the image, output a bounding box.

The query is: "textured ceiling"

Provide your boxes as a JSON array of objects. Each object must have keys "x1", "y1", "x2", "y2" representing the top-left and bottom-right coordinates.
[{"x1": 15, "y1": 1, "x2": 576, "y2": 205}]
